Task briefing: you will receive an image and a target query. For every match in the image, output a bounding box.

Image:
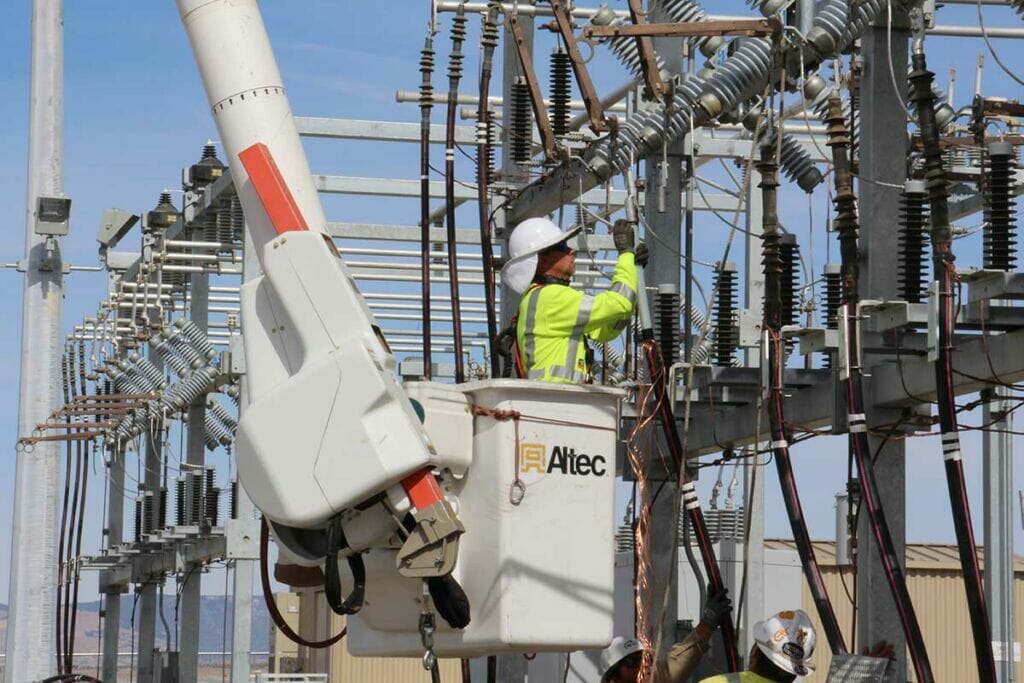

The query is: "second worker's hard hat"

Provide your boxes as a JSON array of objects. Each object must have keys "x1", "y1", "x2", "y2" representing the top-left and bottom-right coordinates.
[
  {"x1": 500, "y1": 217, "x2": 582, "y2": 294},
  {"x1": 752, "y1": 609, "x2": 817, "y2": 677},
  {"x1": 598, "y1": 636, "x2": 644, "y2": 682}
]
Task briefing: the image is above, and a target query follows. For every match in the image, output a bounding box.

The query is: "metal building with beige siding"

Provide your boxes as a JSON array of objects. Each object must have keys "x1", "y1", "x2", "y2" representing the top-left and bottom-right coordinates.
[
  {"x1": 765, "y1": 540, "x2": 1024, "y2": 682},
  {"x1": 272, "y1": 541, "x2": 1021, "y2": 682}
]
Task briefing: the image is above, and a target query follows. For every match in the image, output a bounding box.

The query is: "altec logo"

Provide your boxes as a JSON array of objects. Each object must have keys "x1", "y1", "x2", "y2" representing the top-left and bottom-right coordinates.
[{"x1": 519, "y1": 444, "x2": 607, "y2": 477}]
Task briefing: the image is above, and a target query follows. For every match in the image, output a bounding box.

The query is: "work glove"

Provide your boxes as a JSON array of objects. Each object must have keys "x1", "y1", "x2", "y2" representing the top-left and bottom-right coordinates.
[
  {"x1": 612, "y1": 219, "x2": 635, "y2": 254},
  {"x1": 634, "y1": 241, "x2": 649, "y2": 268},
  {"x1": 700, "y1": 587, "x2": 732, "y2": 629}
]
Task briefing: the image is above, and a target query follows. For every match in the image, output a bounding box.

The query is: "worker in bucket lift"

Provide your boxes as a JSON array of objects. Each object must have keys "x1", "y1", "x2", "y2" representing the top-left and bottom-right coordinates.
[
  {"x1": 600, "y1": 588, "x2": 732, "y2": 683},
  {"x1": 699, "y1": 609, "x2": 817, "y2": 683},
  {"x1": 498, "y1": 217, "x2": 648, "y2": 382}
]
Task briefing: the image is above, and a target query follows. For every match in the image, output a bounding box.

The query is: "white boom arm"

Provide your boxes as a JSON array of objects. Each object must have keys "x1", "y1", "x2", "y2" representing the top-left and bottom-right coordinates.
[{"x1": 176, "y1": 0, "x2": 449, "y2": 538}]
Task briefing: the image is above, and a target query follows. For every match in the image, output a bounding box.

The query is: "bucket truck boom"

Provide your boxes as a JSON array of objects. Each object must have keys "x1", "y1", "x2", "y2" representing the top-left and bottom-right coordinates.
[{"x1": 176, "y1": 0, "x2": 464, "y2": 588}]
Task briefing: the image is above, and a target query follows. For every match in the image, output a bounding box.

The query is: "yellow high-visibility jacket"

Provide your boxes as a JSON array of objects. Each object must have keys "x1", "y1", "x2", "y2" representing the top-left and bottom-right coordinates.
[{"x1": 515, "y1": 251, "x2": 637, "y2": 383}]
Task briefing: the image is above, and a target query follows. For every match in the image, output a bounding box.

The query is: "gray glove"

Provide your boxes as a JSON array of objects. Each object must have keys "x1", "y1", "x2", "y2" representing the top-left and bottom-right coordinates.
[
  {"x1": 612, "y1": 219, "x2": 635, "y2": 254},
  {"x1": 634, "y1": 241, "x2": 649, "y2": 268},
  {"x1": 700, "y1": 587, "x2": 732, "y2": 629}
]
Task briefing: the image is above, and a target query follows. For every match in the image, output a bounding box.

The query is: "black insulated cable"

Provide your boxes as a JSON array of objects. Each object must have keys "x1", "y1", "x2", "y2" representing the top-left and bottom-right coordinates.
[
  {"x1": 826, "y1": 94, "x2": 934, "y2": 682},
  {"x1": 909, "y1": 49, "x2": 995, "y2": 682},
  {"x1": 446, "y1": 7, "x2": 468, "y2": 382},
  {"x1": 640, "y1": 336, "x2": 740, "y2": 671},
  {"x1": 419, "y1": 34, "x2": 436, "y2": 380},
  {"x1": 324, "y1": 517, "x2": 367, "y2": 616},
  {"x1": 259, "y1": 518, "x2": 346, "y2": 648},
  {"x1": 757, "y1": 143, "x2": 847, "y2": 656},
  {"x1": 478, "y1": 2, "x2": 501, "y2": 377}
]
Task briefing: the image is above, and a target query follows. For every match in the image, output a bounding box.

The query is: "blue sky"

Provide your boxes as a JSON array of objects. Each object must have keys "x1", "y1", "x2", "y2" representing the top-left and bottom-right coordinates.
[{"x1": 1, "y1": 1, "x2": 1022, "y2": 605}]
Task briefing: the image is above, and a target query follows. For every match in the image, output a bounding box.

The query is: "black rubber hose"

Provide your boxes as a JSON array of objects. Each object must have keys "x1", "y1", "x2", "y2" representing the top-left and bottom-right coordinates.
[
  {"x1": 758, "y1": 144, "x2": 847, "y2": 655},
  {"x1": 445, "y1": 9, "x2": 468, "y2": 382},
  {"x1": 477, "y1": 3, "x2": 501, "y2": 376},
  {"x1": 259, "y1": 518, "x2": 346, "y2": 648},
  {"x1": 641, "y1": 337, "x2": 740, "y2": 672},
  {"x1": 909, "y1": 49, "x2": 995, "y2": 682},
  {"x1": 67, "y1": 442, "x2": 90, "y2": 671},
  {"x1": 324, "y1": 518, "x2": 367, "y2": 616},
  {"x1": 825, "y1": 94, "x2": 934, "y2": 682},
  {"x1": 419, "y1": 34, "x2": 435, "y2": 380}
]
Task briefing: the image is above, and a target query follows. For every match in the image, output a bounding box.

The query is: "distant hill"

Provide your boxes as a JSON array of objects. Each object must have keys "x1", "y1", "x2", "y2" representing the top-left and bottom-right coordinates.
[{"x1": 0, "y1": 596, "x2": 270, "y2": 654}]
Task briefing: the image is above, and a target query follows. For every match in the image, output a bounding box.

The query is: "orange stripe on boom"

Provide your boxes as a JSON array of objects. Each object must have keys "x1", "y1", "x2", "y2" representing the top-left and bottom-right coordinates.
[
  {"x1": 401, "y1": 468, "x2": 445, "y2": 510},
  {"x1": 238, "y1": 143, "x2": 309, "y2": 234}
]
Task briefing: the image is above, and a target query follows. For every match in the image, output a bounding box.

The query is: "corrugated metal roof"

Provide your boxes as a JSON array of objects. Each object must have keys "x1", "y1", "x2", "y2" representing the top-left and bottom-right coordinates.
[{"x1": 764, "y1": 538, "x2": 1024, "y2": 572}]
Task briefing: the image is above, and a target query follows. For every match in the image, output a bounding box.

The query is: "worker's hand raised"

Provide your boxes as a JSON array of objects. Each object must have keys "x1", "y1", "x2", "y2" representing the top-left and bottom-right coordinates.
[
  {"x1": 612, "y1": 220, "x2": 635, "y2": 254},
  {"x1": 700, "y1": 587, "x2": 732, "y2": 629},
  {"x1": 634, "y1": 242, "x2": 649, "y2": 268}
]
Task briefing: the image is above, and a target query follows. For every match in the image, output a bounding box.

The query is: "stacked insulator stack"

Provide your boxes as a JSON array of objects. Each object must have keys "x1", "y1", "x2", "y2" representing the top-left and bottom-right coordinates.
[
  {"x1": 230, "y1": 480, "x2": 239, "y2": 520},
  {"x1": 134, "y1": 496, "x2": 143, "y2": 543},
  {"x1": 162, "y1": 266, "x2": 187, "y2": 289},
  {"x1": 204, "y1": 466, "x2": 218, "y2": 525},
  {"x1": 510, "y1": 77, "x2": 533, "y2": 164},
  {"x1": 190, "y1": 471, "x2": 204, "y2": 525},
  {"x1": 779, "y1": 234, "x2": 801, "y2": 329},
  {"x1": 142, "y1": 491, "x2": 155, "y2": 536},
  {"x1": 655, "y1": 285, "x2": 681, "y2": 364},
  {"x1": 823, "y1": 264, "x2": 842, "y2": 329},
  {"x1": 419, "y1": 38, "x2": 434, "y2": 109},
  {"x1": 821, "y1": 264, "x2": 842, "y2": 369},
  {"x1": 549, "y1": 47, "x2": 572, "y2": 137},
  {"x1": 158, "y1": 486, "x2": 168, "y2": 530},
  {"x1": 983, "y1": 141, "x2": 1018, "y2": 271},
  {"x1": 713, "y1": 262, "x2": 739, "y2": 366},
  {"x1": 206, "y1": 487, "x2": 221, "y2": 527},
  {"x1": 476, "y1": 114, "x2": 497, "y2": 184},
  {"x1": 898, "y1": 180, "x2": 930, "y2": 302},
  {"x1": 175, "y1": 476, "x2": 186, "y2": 526}
]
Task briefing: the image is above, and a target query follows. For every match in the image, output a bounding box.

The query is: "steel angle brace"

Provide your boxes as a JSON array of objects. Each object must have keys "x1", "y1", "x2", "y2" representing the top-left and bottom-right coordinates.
[
  {"x1": 626, "y1": 0, "x2": 667, "y2": 101},
  {"x1": 547, "y1": 0, "x2": 609, "y2": 132},
  {"x1": 505, "y1": 12, "x2": 558, "y2": 163},
  {"x1": 583, "y1": 17, "x2": 781, "y2": 40}
]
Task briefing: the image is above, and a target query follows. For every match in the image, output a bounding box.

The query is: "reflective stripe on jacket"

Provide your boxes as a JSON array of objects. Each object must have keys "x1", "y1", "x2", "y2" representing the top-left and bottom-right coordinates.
[
  {"x1": 516, "y1": 251, "x2": 637, "y2": 383},
  {"x1": 698, "y1": 673, "x2": 776, "y2": 683}
]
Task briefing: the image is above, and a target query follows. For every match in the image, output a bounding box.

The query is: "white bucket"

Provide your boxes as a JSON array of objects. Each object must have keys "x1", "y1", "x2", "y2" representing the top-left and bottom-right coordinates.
[{"x1": 345, "y1": 379, "x2": 623, "y2": 657}]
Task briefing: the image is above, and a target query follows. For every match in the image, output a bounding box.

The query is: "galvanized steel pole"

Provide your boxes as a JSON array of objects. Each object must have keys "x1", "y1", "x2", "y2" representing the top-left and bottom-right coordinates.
[
  {"x1": 230, "y1": 227, "x2": 259, "y2": 683},
  {"x1": 178, "y1": 268, "x2": 209, "y2": 682},
  {"x1": 6, "y1": 1, "x2": 64, "y2": 680},
  {"x1": 983, "y1": 386, "x2": 1015, "y2": 682}
]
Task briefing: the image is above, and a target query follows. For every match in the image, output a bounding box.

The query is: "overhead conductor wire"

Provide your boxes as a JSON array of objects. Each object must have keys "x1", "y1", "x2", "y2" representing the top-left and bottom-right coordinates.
[
  {"x1": 420, "y1": 30, "x2": 436, "y2": 379},
  {"x1": 445, "y1": 4, "x2": 469, "y2": 382},
  {"x1": 908, "y1": 28, "x2": 995, "y2": 681},
  {"x1": 825, "y1": 93, "x2": 934, "y2": 682},
  {"x1": 756, "y1": 137, "x2": 847, "y2": 655},
  {"x1": 477, "y1": 1, "x2": 501, "y2": 376}
]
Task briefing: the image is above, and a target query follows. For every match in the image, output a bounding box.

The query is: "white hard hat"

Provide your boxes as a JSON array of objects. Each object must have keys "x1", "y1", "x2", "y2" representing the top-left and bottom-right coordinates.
[
  {"x1": 500, "y1": 217, "x2": 582, "y2": 294},
  {"x1": 599, "y1": 636, "x2": 643, "y2": 682},
  {"x1": 752, "y1": 609, "x2": 817, "y2": 677}
]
